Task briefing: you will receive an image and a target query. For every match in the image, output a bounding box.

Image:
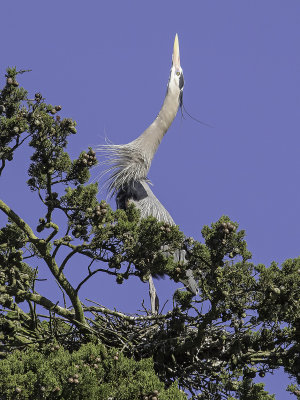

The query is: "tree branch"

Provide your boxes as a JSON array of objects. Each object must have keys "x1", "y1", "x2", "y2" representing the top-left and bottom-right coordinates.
[
  {"x1": 76, "y1": 267, "x2": 120, "y2": 293},
  {"x1": 45, "y1": 222, "x2": 59, "y2": 242},
  {"x1": 84, "y1": 299, "x2": 174, "y2": 321},
  {"x1": 0, "y1": 198, "x2": 87, "y2": 328},
  {"x1": 0, "y1": 285, "x2": 74, "y2": 320}
]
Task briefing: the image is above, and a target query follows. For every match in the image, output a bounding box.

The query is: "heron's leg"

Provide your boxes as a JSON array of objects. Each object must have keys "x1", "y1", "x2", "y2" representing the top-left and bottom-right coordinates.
[{"x1": 148, "y1": 275, "x2": 159, "y2": 314}]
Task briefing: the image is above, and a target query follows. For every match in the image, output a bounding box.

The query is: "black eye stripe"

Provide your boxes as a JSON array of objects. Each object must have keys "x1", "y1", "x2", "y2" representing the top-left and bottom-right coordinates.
[{"x1": 179, "y1": 74, "x2": 184, "y2": 90}]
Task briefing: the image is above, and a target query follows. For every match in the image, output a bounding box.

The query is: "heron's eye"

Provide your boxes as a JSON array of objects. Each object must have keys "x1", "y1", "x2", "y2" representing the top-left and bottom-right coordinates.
[{"x1": 176, "y1": 71, "x2": 181, "y2": 76}]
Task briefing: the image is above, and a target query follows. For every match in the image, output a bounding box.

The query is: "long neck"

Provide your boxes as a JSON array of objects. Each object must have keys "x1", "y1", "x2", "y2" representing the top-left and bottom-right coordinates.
[
  {"x1": 97, "y1": 86, "x2": 181, "y2": 196},
  {"x1": 133, "y1": 86, "x2": 180, "y2": 169}
]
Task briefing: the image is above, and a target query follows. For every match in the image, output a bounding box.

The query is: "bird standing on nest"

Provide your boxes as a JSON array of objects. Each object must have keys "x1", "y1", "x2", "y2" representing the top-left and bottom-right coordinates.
[{"x1": 97, "y1": 34, "x2": 198, "y2": 312}]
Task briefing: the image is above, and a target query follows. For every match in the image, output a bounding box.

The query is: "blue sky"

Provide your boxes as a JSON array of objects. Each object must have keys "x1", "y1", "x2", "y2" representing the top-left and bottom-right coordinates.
[{"x1": 1, "y1": 1, "x2": 299, "y2": 398}]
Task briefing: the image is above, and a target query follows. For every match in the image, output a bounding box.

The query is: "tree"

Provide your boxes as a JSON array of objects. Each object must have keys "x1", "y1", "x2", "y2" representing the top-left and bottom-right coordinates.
[{"x1": 0, "y1": 67, "x2": 299, "y2": 399}]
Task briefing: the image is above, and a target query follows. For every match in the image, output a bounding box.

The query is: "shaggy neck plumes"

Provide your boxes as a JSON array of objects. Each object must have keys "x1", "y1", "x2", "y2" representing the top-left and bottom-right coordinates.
[{"x1": 97, "y1": 85, "x2": 181, "y2": 197}]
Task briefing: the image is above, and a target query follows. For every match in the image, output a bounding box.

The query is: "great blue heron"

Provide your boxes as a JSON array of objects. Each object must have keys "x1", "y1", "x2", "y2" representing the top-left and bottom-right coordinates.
[{"x1": 97, "y1": 34, "x2": 198, "y2": 311}]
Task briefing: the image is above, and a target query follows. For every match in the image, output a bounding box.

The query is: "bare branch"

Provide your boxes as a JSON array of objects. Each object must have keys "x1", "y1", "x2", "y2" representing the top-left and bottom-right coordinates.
[
  {"x1": 76, "y1": 267, "x2": 119, "y2": 293},
  {"x1": 84, "y1": 299, "x2": 173, "y2": 321}
]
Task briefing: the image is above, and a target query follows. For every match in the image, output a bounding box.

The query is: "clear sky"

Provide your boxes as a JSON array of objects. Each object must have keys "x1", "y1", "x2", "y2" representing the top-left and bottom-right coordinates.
[{"x1": 1, "y1": 1, "x2": 299, "y2": 398}]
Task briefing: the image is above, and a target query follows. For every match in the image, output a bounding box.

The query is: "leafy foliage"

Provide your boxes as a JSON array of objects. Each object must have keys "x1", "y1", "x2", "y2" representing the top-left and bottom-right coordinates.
[
  {"x1": 0, "y1": 68, "x2": 300, "y2": 399},
  {"x1": 0, "y1": 342, "x2": 186, "y2": 399}
]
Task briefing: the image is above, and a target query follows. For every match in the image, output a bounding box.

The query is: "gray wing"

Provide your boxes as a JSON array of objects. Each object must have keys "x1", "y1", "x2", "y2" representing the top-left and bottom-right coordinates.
[
  {"x1": 116, "y1": 180, "x2": 198, "y2": 295},
  {"x1": 117, "y1": 180, "x2": 175, "y2": 225}
]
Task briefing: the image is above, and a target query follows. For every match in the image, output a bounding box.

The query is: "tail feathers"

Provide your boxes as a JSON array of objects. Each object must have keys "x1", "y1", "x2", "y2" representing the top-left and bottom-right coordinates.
[
  {"x1": 179, "y1": 268, "x2": 198, "y2": 295},
  {"x1": 161, "y1": 246, "x2": 198, "y2": 295},
  {"x1": 173, "y1": 248, "x2": 187, "y2": 264}
]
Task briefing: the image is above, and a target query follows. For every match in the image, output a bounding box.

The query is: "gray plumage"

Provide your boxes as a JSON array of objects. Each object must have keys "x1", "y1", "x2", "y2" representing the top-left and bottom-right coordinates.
[
  {"x1": 97, "y1": 34, "x2": 198, "y2": 297},
  {"x1": 116, "y1": 180, "x2": 175, "y2": 226}
]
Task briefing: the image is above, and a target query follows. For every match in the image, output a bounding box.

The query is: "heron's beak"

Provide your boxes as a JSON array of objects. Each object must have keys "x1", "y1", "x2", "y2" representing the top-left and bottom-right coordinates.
[{"x1": 172, "y1": 33, "x2": 181, "y2": 71}]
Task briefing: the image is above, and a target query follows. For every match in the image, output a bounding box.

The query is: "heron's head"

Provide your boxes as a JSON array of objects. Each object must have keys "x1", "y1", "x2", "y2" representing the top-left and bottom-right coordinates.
[{"x1": 168, "y1": 33, "x2": 184, "y2": 106}]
